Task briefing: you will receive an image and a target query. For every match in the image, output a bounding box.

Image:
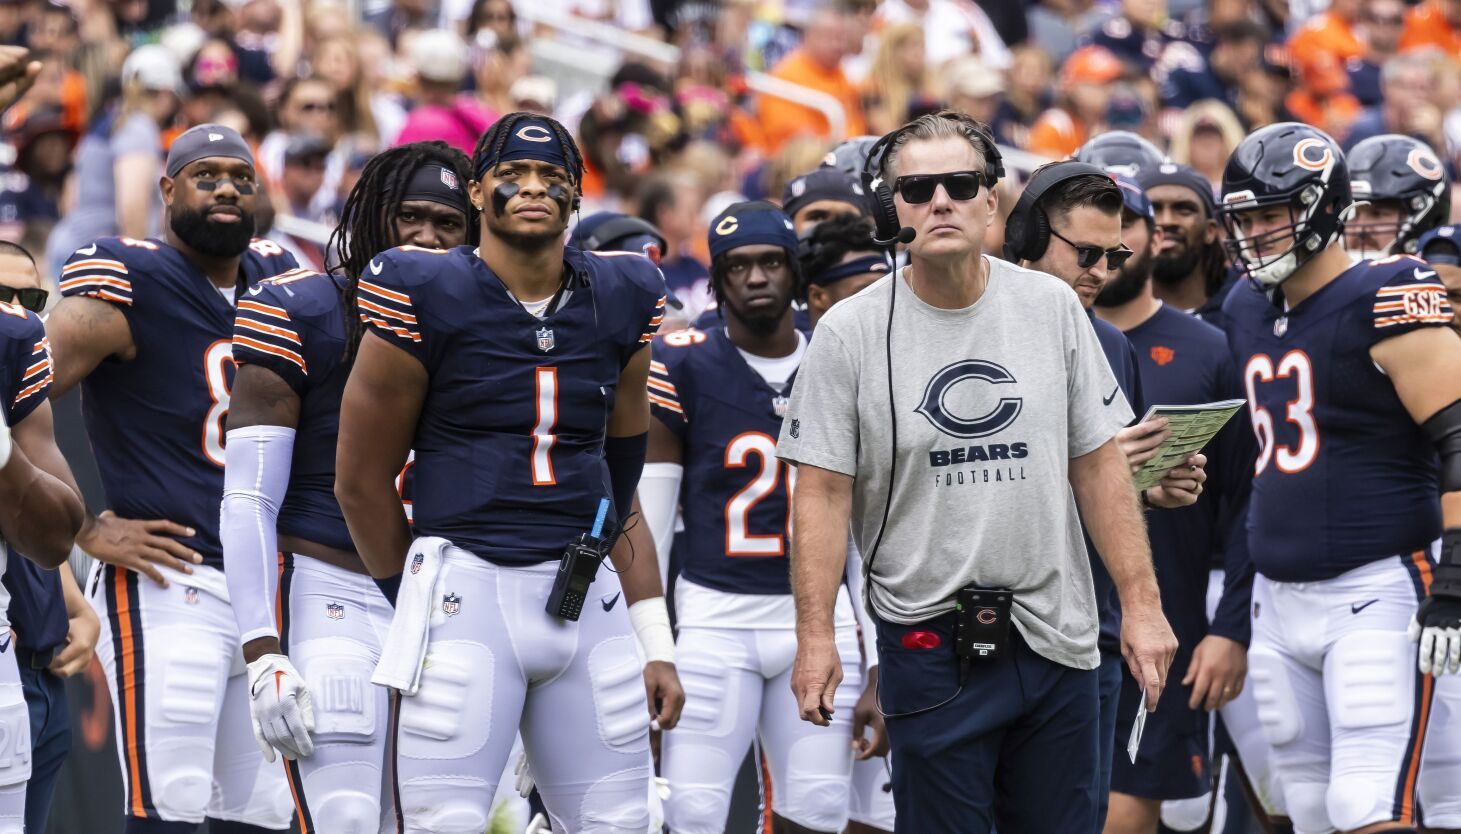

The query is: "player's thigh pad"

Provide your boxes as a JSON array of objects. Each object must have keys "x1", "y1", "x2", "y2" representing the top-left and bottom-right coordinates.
[
  {"x1": 292, "y1": 635, "x2": 387, "y2": 831},
  {"x1": 1323, "y1": 629, "x2": 1418, "y2": 832}
]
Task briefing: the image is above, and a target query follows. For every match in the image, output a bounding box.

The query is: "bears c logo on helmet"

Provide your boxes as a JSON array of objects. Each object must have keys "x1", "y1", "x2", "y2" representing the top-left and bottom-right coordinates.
[
  {"x1": 1407, "y1": 147, "x2": 1445, "y2": 181},
  {"x1": 1293, "y1": 138, "x2": 1334, "y2": 172}
]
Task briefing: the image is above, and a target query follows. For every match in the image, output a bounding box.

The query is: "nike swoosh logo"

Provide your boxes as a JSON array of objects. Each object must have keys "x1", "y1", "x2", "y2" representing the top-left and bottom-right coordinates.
[
  {"x1": 369, "y1": 260, "x2": 384, "y2": 276},
  {"x1": 77, "y1": 243, "x2": 97, "y2": 256},
  {"x1": 1351, "y1": 599, "x2": 1380, "y2": 614},
  {"x1": 0, "y1": 635, "x2": 12, "y2": 653},
  {"x1": 602, "y1": 592, "x2": 621, "y2": 612},
  {"x1": 1102, "y1": 387, "x2": 1120, "y2": 406},
  {"x1": 1415, "y1": 267, "x2": 1438, "y2": 280},
  {"x1": 247, "y1": 285, "x2": 264, "y2": 296}
]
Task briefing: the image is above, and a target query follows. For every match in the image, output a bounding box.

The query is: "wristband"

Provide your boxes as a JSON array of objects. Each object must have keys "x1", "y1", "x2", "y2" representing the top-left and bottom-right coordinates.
[{"x1": 628, "y1": 597, "x2": 675, "y2": 665}]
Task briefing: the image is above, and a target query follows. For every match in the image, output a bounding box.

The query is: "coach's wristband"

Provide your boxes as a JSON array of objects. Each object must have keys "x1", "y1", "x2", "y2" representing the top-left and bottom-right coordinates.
[{"x1": 629, "y1": 597, "x2": 676, "y2": 665}]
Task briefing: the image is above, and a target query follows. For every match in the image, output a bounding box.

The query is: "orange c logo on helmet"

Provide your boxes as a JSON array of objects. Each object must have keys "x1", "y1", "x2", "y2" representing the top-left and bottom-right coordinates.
[
  {"x1": 1293, "y1": 138, "x2": 1333, "y2": 172},
  {"x1": 1407, "y1": 147, "x2": 1445, "y2": 181}
]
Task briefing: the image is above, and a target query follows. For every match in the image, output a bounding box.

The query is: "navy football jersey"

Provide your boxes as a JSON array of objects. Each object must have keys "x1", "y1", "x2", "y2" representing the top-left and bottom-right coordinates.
[
  {"x1": 649, "y1": 327, "x2": 797, "y2": 595},
  {"x1": 1223, "y1": 255, "x2": 1453, "y2": 581},
  {"x1": 232, "y1": 269, "x2": 355, "y2": 552},
  {"x1": 360, "y1": 245, "x2": 666, "y2": 565},
  {"x1": 0, "y1": 300, "x2": 51, "y2": 428},
  {"x1": 60, "y1": 236, "x2": 299, "y2": 568}
]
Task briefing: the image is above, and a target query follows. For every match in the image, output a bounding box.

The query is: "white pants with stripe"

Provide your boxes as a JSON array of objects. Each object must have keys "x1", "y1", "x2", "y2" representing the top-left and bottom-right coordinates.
[
  {"x1": 390, "y1": 548, "x2": 650, "y2": 834},
  {"x1": 278, "y1": 553, "x2": 395, "y2": 834},
  {"x1": 662, "y1": 624, "x2": 862, "y2": 833},
  {"x1": 0, "y1": 639, "x2": 29, "y2": 834},
  {"x1": 88, "y1": 561, "x2": 293, "y2": 827}
]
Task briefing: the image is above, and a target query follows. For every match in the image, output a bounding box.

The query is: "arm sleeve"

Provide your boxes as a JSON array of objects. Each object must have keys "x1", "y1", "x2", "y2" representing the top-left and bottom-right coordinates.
[
  {"x1": 638, "y1": 462, "x2": 683, "y2": 591},
  {"x1": 221, "y1": 425, "x2": 296, "y2": 645},
  {"x1": 233, "y1": 287, "x2": 310, "y2": 394},
  {"x1": 775, "y1": 325, "x2": 861, "y2": 476},
  {"x1": 1066, "y1": 299, "x2": 1134, "y2": 457}
]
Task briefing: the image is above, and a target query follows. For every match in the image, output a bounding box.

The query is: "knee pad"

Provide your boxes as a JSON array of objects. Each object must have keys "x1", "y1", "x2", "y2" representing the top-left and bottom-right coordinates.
[
  {"x1": 151, "y1": 765, "x2": 213, "y2": 822},
  {"x1": 1283, "y1": 781, "x2": 1332, "y2": 834},
  {"x1": 588, "y1": 636, "x2": 650, "y2": 751},
  {"x1": 1248, "y1": 647, "x2": 1302, "y2": 746},
  {"x1": 778, "y1": 736, "x2": 851, "y2": 832},
  {"x1": 573, "y1": 765, "x2": 651, "y2": 833},
  {"x1": 1160, "y1": 795, "x2": 1212, "y2": 832},
  {"x1": 665, "y1": 781, "x2": 732, "y2": 834},
  {"x1": 1325, "y1": 774, "x2": 1389, "y2": 832},
  {"x1": 402, "y1": 800, "x2": 490, "y2": 834},
  {"x1": 293, "y1": 638, "x2": 380, "y2": 743},
  {"x1": 1327, "y1": 633, "x2": 1411, "y2": 731},
  {"x1": 397, "y1": 639, "x2": 493, "y2": 760},
  {"x1": 301, "y1": 761, "x2": 383, "y2": 834}
]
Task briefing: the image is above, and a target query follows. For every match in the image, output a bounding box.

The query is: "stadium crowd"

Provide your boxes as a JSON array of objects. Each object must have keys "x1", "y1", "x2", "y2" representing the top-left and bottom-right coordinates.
[{"x1": 0, "y1": 0, "x2": 1459, "y2": 832}]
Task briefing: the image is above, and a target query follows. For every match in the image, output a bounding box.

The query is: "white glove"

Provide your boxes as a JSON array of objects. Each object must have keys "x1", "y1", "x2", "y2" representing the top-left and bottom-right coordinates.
[
  {"x1": 514, "y1": 748, "x2": 534, "y2": 798},
  {"x1": 246, "y1": 653, "x2": 316, "y2": 762},
  {"x1": 1409, "y1": 604, "x2": 1461, "y2": 676},
  {"x1": 0, "y1": 407, "x2": 12, "y2": 470}
]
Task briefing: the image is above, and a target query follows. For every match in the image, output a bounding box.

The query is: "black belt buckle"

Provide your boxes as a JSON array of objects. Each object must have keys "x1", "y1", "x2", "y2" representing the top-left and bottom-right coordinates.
[{"x1": 954, "y1": 586, "x2": 1012, "y2": 661}]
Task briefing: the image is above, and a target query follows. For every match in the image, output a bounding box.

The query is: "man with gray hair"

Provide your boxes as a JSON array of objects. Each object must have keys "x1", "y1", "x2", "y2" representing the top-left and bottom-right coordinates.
[
  {"x1": 1341, "y1": 49, "x2": 1446, "y2": 152},
  {"x1": 778, "y1": 111, "x2": 1176, "y2": 832}
]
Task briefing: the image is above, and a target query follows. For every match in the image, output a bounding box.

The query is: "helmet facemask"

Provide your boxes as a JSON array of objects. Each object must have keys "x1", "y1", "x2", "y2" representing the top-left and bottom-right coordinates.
[{"x1": 1221, "y1": 179, "x2": 1343, "y2": 288}]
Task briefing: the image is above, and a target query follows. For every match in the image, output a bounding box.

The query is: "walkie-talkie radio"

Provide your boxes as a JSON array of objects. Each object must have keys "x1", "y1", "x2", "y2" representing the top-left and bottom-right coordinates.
[{"x1": 547, "y1": 498, "x2": 615, "y2": 621}]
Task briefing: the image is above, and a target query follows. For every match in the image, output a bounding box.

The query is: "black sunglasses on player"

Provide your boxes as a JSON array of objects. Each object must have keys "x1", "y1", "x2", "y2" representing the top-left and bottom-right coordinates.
[
  {"x1": 895, "y1": 170, "x2": 987, "y2": 204},
  {"x1": 1049, "y1": 226, "x2": 1134, "y2": 271},
  {"x1": 0, "y1": 286, "x2": 47, "y2": 312}
]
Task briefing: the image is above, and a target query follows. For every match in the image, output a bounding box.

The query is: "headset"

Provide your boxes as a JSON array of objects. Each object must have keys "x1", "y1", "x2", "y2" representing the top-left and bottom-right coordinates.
[
  {"x1": 1001, "y1": 160, "x2": 1110, "y2": 263},
  {"x1": 575, "y1": 215, "x2": 666, "y2": 254},
  {"x1": 859, "y1": 112, "x2": 1006, "y2": 247}
]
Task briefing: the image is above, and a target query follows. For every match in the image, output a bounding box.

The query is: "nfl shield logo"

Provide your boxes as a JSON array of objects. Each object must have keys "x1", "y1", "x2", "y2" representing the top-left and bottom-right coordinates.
[
  {"x1": 442, "y1": 593, "x2": 461, "y2": 616},
  {"x1": 326, "y1": 602, "x2": 344, "y2": 620},
  {"x1": 410, "y1": 553, "x2": 423, "y2": 575},
  {"x1": 536, "y1": 327, "x2": 555, "y2": 352},
  {"x1": 1273, "y1": 316, "x2": 1288, "y2": 337},
  {"x1": 184, "y1": 587, "x2": 199, "y2": 605},
  {"x1": 772, "y1": 395, "x2": 789, "y2": 417},
  {"x1": 440, "y1": 169, "x2": 459, "y2": 190}
]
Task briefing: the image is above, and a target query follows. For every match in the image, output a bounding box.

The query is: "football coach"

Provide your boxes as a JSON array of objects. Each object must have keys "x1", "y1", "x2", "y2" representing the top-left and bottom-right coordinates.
[{"x1": 777, "y1": 111, "x2": 1178, "y2": 833}]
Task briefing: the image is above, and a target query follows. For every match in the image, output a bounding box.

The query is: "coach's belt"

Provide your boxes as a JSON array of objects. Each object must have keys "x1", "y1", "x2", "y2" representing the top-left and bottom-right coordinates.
[{"x1": 16, "y1": 645, "x2": 57, "y2": 671}]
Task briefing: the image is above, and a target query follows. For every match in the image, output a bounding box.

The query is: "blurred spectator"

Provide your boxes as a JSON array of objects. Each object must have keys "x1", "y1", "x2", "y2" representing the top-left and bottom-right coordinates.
[
  {"x1": 394, "y1": 29, "x2": 493, "y2": 154},
  {"x1": 365, "y1": 0, "x2": 435, "y2": 48},
  {"x1": 1342, "y1": 50, "x2": 1447, "y2": 153},
  {"x1": 0, "y1": 0, "x2": 24, "y2": 46},
  {"x1": 234, "y1": 0, "x2": 304, "y2": 84},
  {"x1": 463, "y1": 0, "x2": 518, "y2": 44},
  {"x1": 578, "y1": 63, "x2": 683, "y2": 207},
  {"x1": 312, "y1": 31, "x2": 406, "y2": 146},
  {"x1": 1160, "y1": 21, "x2": 1267, "y2": 111},
  {"x1": 1168, "y1": 100, "x2": 1245, "y2": 189},
  {"x1": 873, "y1": 0, "x2": 1011, "y2": 70},
  {"x1": 1234, "y1": 48, "x2": 1296, "y2": 129},
  {"x1": 1027, "y1": 0, "x2": 1105, "y2": 67},
  {"x1": 942, "y1": 55, "x2": 1004, "y2": 128},
  {"x1": 45, "y1": 43, "x2": 178, "y2": 275},
  {"x1": 1287, "y1": 0, "x2": 1362, "y2": 100},
  {"x1": 1090, "y1": 0, "x2": 1179, "y2": 75},
  {"x1": 0, "y1": 105, "x2": 76, "y2": 252},
  {"x1": 635, "y1": 171, "x2": 710, "y2": 316},
  {"x1": 862, "y1": 23, "x2": 933, "y2": 135},
  {"x1": 1027, "y1": 45, "x2": 1124, "y2": 158},
  {"x1": 509, "y1": 76, "x2": 556, "y2": 115},
  {"x1": 757, "y1": 135, "x2": 828, "y2": 205},
  {"x1": 1348, "y1": 0, "x2": 1405, "y2": 107},
  {"x1": 992, "y1": 44, "x2": 1052, "y2": 148},
  {"x1": 470, "y1": 31, "x2": 527, "y2": 117},
  {"x1": 758, "y1": 9, "x2": 866, "y2": 153},
  {"x1": 259, "y1": 75, "x2": 347, "y2": 219},
  {"x1": 278, "y1": 135, "x2": 331, "y2": 221},
  {"x1": 1400, "y1": 0, "x2": 1461, "y2": 59}
]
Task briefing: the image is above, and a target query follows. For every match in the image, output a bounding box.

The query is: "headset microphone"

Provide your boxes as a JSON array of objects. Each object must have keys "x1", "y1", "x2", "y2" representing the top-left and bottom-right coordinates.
[{"x1": 875, "y1": 226, "x2": 916, "y2": 248}]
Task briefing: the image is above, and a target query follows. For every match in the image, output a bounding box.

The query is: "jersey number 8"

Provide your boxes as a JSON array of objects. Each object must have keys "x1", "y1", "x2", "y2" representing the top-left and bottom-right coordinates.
[{"x1": 203, "y1": 340, "x2": 237, "y2": 468}]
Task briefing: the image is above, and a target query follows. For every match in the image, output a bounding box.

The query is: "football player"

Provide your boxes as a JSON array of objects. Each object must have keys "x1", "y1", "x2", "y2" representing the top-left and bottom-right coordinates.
[
  {"x1": 1220, "y1": 122, "x2": 1461, "y2": 834},
  {"x1": 799, "y1": 213, "x2": 889, "y2": 329},
  {"x1": 0, "y1": 241, "x2": 84, "y2": 834},
  {"x1": 45, "y1": 124, "x2": 299, "y2": 832},
  {"x1": 645, "y1": 201, "x2": 865, "y2": 834},
  {"x1": 1343, "y1": 134, "x2": 1449, "y2": 263},
  {"x1": 781, "y1": 167, "x2": 869, "y2": 236},
  {"x1": 220, "y1": 142, "x2": 475, "y2": 833},
  {"x1": 1092, "y1": 177, "x2": 1257, "y2": 834},
  {"x1": 334, "y1": 113, "x2": 683, "y2": 834}
]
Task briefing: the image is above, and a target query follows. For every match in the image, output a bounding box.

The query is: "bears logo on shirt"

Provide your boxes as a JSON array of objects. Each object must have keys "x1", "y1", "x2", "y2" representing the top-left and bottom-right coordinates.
[{"x1": 916, "y1": 360, "x2": 1023, "y2": 439}]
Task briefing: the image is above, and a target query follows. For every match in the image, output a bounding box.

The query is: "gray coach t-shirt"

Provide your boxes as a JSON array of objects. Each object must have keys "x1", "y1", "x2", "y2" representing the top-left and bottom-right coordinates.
[{"x1": 777, "y1": 257, "x2": 1132, "y2": 670}]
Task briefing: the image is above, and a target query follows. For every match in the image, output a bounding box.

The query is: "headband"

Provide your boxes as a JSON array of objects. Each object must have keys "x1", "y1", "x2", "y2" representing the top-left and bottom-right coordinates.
[
  {"x1": 808, "y1": 253, "x2": 891, "y2": 287},
  {"x1": 398, "y1": 163, "x2": 469, "y2": 213},
  {"x1": 708, "y1": 200, "x2": 797, "y2": 261},
  {"x1": 475, "y1": 116, "x2": 573, "y2": 180}
]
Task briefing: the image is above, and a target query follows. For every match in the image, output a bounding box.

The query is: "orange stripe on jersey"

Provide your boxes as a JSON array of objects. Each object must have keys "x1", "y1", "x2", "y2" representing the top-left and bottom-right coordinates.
[
  {"x1": 22, "y1": 358, "x2": 49, "y2": 379},
  {"x1": 358, "y1": 279, "x2": 412, "y2": 305},
  {"x1": 61, "y1": 258, "x2": 128, "y2": 275},
  {"x1": 357, "y1": 297, "x2": 418, "y2": 325},
  {"x1": 237, "y1": 299, "x2": 291, "y2": 321},
  {"x1": 32, "y1": 337, "x2": 48, "y2": 355},
  {"x1": 649, "y1": 360, "x2": 668, "y2": 374},
  {"x1": 60, "y1": 275, "x2": 132, "y2": 292},
  {"x1": 235, "y1": 316, "x2": 302, "y2": 345},
  {"x1": 648, "y1": 393, "x2": 683, "y2": 414},
  {"x1": 87, "y1": 289, "x2": 133, "y2": 306},
  {"x1": 359, "y1": 312, "x2": 422, "y2": 343},
  {"x1": 114, "y1": 568, "x2": 147, "y2": 818},
  {"x1": 234, "y1": 335, "x2": 308, "y2": 373},
  {"x1": 1375, "y1": 315, "x2": 1455, "y2": 328},
  {"x1": 13, "y1": 374, "x2": 52, "y2": 405},
  {"x1": 1376, "y1": 283, "x2": 1447, "y2": 294},
  {"x1": 647, "y1": 377, "x2": 677, "y2": 396}
]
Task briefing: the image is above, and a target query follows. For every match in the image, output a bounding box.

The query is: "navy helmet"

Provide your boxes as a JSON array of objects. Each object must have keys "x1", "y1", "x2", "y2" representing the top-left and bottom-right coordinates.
[
  {"x1": 821, "y1": 136, "x2": 881, "y2": 183},
  {"x1": 1345, "y1": 134, "x2": 1450, "y2": 259},
  {"x1": 1219, "y1": 123, "x2": 1350, "y2": 288},
  {"x1": 1075, "y1": 130, "x2": 1166, "y2": 179}
]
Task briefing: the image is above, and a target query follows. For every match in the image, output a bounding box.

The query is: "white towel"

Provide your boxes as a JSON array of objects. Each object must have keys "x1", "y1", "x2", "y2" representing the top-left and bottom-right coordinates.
[{"x1": 371, "y1": 536, "x2": 449, "y2": 695}]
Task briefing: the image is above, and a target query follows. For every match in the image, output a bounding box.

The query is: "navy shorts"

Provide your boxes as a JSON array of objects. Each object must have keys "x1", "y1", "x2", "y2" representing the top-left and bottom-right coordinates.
[
  {"x1": 875, "y1": 614, "x2": 1100, "y2": 834},
  {"x1": 1110, "y1": 658, "x2": 1210, "y2": 800}
]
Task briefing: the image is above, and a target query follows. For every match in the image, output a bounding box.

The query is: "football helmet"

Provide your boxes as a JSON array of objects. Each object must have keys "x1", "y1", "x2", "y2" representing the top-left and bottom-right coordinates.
[
  {"x1": 1345, "y1": 134, "x2": 1450, "y2": 260},
  {"x1": 1075, "y1": 130, "x2": 1167, "y2": 178},
  {"x1": 821, "y1": 136, "x2": 881, "y2": 183},
  {"x1": 1219, "y1": 123, "x2": 1350, "y2": 288}
]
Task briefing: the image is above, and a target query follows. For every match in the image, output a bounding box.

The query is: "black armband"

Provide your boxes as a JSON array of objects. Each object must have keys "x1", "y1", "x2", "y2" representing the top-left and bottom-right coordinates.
[
  {"x1": 605, "y1": 432, "x2": 647, "y2": 526},
  {"x1": 1434, "y1": 529, "x2": 1461, "y2": 600},
  {"x1": 1424, "y1": 399, "x2": 1461, "y2": 493}
]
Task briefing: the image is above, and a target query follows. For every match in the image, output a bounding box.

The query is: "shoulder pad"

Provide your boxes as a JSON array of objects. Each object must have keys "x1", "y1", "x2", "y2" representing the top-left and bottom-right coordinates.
[{"x1": 58, "y1": 236, "x2": 163, "y2": 306}]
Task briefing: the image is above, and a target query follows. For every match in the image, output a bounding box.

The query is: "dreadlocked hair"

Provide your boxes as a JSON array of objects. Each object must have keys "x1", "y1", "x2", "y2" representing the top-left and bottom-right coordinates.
[
  {"x1": 798, "y1": 214, "x2": 878, "y2": 299},
  {"x1": 470, "y1": 112, "x2": 585, "y2": 186},
  {"x1": 331, "y1": 140, "x2": 477, "y2": 364}
]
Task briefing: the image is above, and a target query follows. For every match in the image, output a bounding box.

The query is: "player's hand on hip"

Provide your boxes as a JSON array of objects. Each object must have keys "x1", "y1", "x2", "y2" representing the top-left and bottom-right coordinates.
[
  {"x1": 77, "y1": 511, "x2": 203, "y2": 587},
  {"x1": 851, "y1": 665, "x2": 888, "y2": 759},
  {"x1": 48, "y1": 600, "x2": 101, "y2": 678},
  {"x1": 1409, "y1": 594, "x2": 1461, "y2": 675},
  {"x1": 1116, "y1": 418, "x2": 1170, "y2": 471},
  {"x1": 1144, "y1": 454, "x2": 1208, "y2": 509},
  {"x1": 1181, "y1": 634, "x2": 1247, "y2": 711},
  {"x1": 1120, "y1": 599, "x2": 1178, "y2": 711},
  {"x1": 643, "y1": 660, "x2": 685, "y2": 731},
  {"x1": 792, "y1": 632, "x2": 842, "y2": 726},
  {"x1": 246, "y1": 653, "x2": 315, "y2": 762}
]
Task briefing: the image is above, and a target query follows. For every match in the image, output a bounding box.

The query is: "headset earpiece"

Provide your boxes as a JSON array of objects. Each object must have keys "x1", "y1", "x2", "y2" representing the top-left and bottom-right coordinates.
[{"x1": 1001, "y1": 160, "x2": 1108, "y2": 262}]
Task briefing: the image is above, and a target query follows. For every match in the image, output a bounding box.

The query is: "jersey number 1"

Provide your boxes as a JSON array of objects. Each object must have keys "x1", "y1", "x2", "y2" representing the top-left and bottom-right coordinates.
[
  {"x1": 532, "y1": 368, "x2": 558, "y2": 485},
  {"x1": 203, "y1": 340, "x2": 236, "y2": 467},
  {"x1": 1245, "y1": 350, "x2": 1319, "y2": 475},
  {"x1": 725, "y1": 432, "x2": 794, "y2": 556}
]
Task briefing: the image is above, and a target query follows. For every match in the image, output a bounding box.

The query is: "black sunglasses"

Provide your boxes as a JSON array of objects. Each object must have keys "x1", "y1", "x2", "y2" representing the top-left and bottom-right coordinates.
[
  {"x1": 895, "y1": 170, "x2": 986, "y2": 204},
  {"x1": 1049, "y1": 227, "x2": 1133, "y2": 271},
  {"x1": 0, "y1": 286, "x2": 48, "y2": 312}
]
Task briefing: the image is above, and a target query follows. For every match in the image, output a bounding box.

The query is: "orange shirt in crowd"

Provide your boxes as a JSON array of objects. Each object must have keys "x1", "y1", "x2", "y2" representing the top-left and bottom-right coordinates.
[
  {"x1": 1287, "y1": 11, "x2": 1364, "y2": 95},
  {"x1": 757, "y1": 48, "x2": 866, "y2": 154},
  {"x1": 1400, "y1": 0, "x2": 1461, "y2": 58},
  {"x1": 1026, "y1": 108, "x2": 1087, "y2": 159}
]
